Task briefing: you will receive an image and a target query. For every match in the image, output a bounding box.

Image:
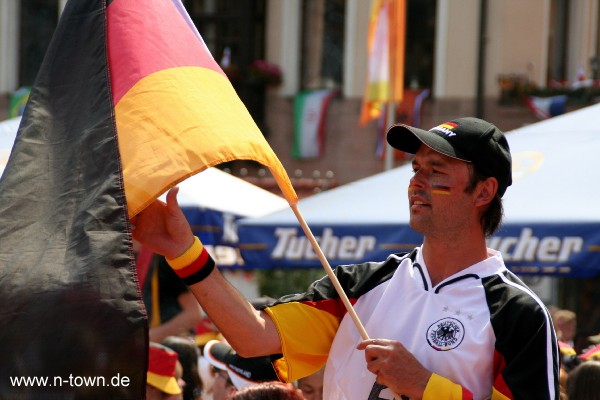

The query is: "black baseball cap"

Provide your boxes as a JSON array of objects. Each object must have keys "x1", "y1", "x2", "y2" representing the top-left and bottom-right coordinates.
[
  {"x1": 203, "y1": 339, "x2": 279, "y2": 389},
  {"x1": 386, "y1": 117, "x2": 512, "y2": 197}
]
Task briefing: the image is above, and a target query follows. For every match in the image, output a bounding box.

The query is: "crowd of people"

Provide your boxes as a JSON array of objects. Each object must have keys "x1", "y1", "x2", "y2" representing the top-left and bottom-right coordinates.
[
  {"x1": 144, "y1": 307, "x2": 600, "y2": 400},
  {"x1": 552, "y1": 307, "x2": 600, "y2": 400},
  {"x1": 143, "y1": 315, "x2": 325, "y2": 400},
  {"x1": 134, "y1": 116, "x2": 598, "y2": 399}
]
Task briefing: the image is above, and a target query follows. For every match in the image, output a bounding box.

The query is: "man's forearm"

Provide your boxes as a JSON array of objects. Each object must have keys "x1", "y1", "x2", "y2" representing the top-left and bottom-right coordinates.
[{"x1": 188, "y1": 267, "x2": 282, "y2": 357}]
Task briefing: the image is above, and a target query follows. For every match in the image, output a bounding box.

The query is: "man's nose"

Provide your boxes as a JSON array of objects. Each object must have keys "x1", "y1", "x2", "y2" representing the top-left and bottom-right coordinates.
[{"x1": 410, "y1": 169, "x2": 428, "y2": 188}]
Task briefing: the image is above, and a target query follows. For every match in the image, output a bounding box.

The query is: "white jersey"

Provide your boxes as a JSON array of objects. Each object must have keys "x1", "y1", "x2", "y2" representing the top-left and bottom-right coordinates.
[{"x1": 264, "y1": 247, "x2": 559, "y2": 400}]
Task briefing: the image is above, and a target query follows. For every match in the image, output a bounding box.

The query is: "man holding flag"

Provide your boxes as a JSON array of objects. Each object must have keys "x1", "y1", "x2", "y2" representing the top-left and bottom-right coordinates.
[
  {"x1": 133, "y1": 118, "x2": 559, "y2": 399},
  {"x1": 2, "y1": 0, "x2": 557, "y2": 398}
]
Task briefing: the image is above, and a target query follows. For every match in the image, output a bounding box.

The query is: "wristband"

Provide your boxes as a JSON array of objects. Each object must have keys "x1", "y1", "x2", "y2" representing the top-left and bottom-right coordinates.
[{"x1": 167, "y1": 236, "x2": 215, "y2": 285}]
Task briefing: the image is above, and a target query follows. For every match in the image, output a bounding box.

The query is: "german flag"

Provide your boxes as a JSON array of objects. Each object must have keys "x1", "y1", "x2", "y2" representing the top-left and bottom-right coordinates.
[{"x1": 0, "y1": 0, "x2": 295, "y2": 398}]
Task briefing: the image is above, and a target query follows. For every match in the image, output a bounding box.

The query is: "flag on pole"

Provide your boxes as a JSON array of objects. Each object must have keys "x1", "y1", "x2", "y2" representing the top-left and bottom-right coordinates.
[
  {"x1": 292, "y1": 89, "x2": 339, "y2": 159},
  {"x1": 0, "y1": 0, "x2": 296, "y2": 398},
  {"x1": 108, "y1": 0, "x2": 297, "y2": 212},
  {"x1": 360, "y1": 0, "x2": 406, "y2": 126}
]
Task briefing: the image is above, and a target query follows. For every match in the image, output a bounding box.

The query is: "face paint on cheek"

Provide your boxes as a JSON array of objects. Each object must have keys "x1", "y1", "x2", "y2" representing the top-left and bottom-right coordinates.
[
  {"x1": 429, "y1": 175, "x2": 451, "y2": 195},
  {"x1": 431, "y1": 184, "x2": 451, "y2": 195}
]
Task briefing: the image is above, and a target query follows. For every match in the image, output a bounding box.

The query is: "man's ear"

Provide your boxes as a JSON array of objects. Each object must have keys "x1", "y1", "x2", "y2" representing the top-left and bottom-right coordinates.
[{"x1": 474, "y1": 177, "x2": 498, "y2": 207}]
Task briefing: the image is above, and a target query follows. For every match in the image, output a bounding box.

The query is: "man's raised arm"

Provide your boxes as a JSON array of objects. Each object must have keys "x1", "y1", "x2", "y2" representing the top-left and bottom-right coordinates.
[{"x1": 131, "y1": 187, "x2": 282, "y2": 357}]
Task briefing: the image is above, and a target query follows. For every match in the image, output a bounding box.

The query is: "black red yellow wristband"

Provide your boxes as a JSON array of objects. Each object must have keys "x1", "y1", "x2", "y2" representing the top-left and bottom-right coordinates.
[{"x1": 166, "y1": 236, "x2": 215, "y2": 285}]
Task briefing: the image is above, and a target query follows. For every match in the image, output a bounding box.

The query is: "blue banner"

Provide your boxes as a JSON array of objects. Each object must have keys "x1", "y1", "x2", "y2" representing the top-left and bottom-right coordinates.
[{"x1": 238, "y1": 222, "x2": 600, "y2": 277}]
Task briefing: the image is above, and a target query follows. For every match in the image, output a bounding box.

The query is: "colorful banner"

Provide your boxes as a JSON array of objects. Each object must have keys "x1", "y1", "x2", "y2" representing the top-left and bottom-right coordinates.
[
  {"x1": 293, "y1": 89, "x2": 339, "y2": 159},
  {"x1": 525, "y1": 95, "x2": 567, "y2": 119},
  {"x1": 360, "y1": 0, "x2": 406, "y2": 125}
]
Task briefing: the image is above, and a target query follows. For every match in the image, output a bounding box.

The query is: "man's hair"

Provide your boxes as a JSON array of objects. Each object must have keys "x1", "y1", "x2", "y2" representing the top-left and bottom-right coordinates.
[{"x1": 465, "y1": 164, "x2": 504, "y2": 237}]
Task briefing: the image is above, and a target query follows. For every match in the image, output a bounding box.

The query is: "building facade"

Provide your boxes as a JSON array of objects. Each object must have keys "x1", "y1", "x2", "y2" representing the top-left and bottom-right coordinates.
[{"x1": 2, "y1": 0, "x2": 599, "y2": 184}]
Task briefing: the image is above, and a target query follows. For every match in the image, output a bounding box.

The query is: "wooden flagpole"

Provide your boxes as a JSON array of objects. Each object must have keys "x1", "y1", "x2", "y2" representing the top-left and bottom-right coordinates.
[
  {"x1": 290, "y1": 203, "x2": 402, "y2": 400},
  {"x1": 289, "y1": 203, "x2": 370, "y2": 340}
]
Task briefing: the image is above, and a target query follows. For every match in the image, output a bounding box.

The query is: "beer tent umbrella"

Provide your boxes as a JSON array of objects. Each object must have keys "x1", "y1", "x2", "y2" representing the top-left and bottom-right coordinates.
[{"x1": 238, "y1": 103, "x2": 600, "y2": 277}]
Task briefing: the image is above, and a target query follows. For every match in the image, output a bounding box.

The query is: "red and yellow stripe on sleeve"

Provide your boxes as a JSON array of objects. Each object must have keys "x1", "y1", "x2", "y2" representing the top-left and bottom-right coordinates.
[
  {"x1": 107, "y1": 0, "x2": 296, "y2": 217},
  {"x1": 264, "y1": 299, "x2": 342, "y2": 382}
]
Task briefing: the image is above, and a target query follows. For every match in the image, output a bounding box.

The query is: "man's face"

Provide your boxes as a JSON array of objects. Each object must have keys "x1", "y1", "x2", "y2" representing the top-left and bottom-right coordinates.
[
  {"x1": 298, "y1": 368, "x2": 324, "y2": 400},
  {"x1": 408, "y1": 145, "x2": 476, "y2": 238},
  {"x1": 211, "y1": 367, "x2": 236, "y2": 400}
]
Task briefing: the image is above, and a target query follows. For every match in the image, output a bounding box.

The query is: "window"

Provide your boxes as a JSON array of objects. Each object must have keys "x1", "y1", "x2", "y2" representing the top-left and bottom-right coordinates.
[
  {"x1": 547, "y1": 0, "x2": 569, "y2": 83},
  {"x1": 183, "y1": 0, "x2": 268, "y2": 130},
  {"x1": 301, "y1": 0, "x2": 345, "y2": 90},
  {"x1": 183, "y1": 0, "x2": 266, "y2": 74},
  {"x1": 405, "y1": 0, "x2": 436, "y2": 89}
]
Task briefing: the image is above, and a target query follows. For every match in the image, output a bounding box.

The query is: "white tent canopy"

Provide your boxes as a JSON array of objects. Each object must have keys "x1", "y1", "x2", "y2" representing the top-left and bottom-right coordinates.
[{"x1": 238, "y1": 104, "x2": 600, "y2": 277}]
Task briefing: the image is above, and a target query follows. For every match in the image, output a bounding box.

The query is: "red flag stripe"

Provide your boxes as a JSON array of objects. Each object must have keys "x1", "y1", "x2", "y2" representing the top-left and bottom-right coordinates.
[{"x1": 107, "y1": 0, "x2": 225, "y2": 105}]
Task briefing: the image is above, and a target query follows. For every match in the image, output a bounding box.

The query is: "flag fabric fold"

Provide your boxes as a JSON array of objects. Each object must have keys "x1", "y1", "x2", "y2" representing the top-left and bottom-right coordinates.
[
  {"x1": 292, "y1": 89, "x2": 339, "y2": 159},
  {"x1": 0, "y1": 1, "x2": 146, "y2": 397},
  {"x1": 0, "y1": 0, "x2": 297, "y2": 398},
  {"x1": 360, "y1": 0, "x2": 406, "y2": 126}
]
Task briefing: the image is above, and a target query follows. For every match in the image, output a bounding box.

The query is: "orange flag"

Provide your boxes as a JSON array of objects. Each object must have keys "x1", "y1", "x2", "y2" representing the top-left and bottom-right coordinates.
[
  {"x1": 360, "y1": 0, "x2": 406, "y2": 126},
  {"x1": 108, "y1": 0, "x2": 297, "y2": 216}
]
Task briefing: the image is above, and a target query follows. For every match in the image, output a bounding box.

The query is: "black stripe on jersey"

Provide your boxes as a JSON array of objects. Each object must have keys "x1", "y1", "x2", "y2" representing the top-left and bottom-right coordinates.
[
  {"x1": 484, "y1": 270, "x2": 560, "y2": 399},
  {"x1": 265, "y1": 251, "x2": 417, "y2": 309}
]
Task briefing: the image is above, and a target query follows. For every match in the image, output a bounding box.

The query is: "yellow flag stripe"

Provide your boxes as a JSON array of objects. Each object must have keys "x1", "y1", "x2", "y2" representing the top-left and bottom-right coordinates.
[{"x1": 115, "y1": 66, "x2": 297, "y2": 217}]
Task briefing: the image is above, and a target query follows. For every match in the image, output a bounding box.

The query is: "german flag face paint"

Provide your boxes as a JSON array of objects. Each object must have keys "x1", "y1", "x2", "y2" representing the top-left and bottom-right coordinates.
[
  {"x1": 430, "y1": 173, "x2": 452, "y2": 195},
  {"x1": 431, "y1": 184, "x2": 451, "y2": 195}
]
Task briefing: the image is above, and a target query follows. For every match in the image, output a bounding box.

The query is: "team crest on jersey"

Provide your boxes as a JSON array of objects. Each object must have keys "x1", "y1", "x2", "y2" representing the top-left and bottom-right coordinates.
[{"x1": 426, "y1": 317, "x2": 464, "y2": 351}]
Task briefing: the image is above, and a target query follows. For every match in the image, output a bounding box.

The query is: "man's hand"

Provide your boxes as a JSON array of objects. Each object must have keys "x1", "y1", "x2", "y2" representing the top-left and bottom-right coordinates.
[
  {"x1": 130, "y1": 186, "x2": 195, "y2": 259},
  {"x1": 357, "y1": 338, "x2": 431, "y2": 399}
]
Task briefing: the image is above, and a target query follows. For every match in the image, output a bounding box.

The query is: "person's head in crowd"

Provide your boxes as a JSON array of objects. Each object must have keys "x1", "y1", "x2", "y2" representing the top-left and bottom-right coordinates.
[
  {"x1": 296, "y1": 368, "x2": 324, "y2": 400},
  {"x1": 194, "y1": 317, "x2": 222, "y2": 400},
  {"x1": 147, "y1": 342, "x2": 184, "y2": 400},
  {"x1": 553, "y1": 309, "x2": 577, "y2": 345},
  {"x1": 198, "y1": 353, "x2": 217, "y2": 400},
  {"x1": 230, "y1": 381, "x2": 303, "y2": 400},
  {"x1": 211, "y1": 363, "x2": 237, "y2": 400},
  {"x1": 203, "y1": 339, "x2": 280, "y2": 400},
  {"x1": 162, "y1": 335, "x2": 203, "y2": 400},
  {"x1": 566, "y1": 360, "x2": 600, "y2": 400}
]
